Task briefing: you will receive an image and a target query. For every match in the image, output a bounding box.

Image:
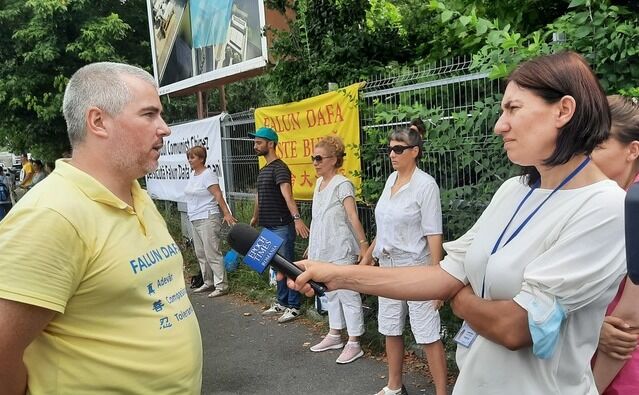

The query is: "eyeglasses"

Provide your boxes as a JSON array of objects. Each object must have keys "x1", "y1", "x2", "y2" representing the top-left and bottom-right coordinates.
[
  {"x1": 310, "y1": 155, "x2": 334, "y2": 163},
  {"x1": 386, "y1": 145, "x2": 417, "y2": 155}
]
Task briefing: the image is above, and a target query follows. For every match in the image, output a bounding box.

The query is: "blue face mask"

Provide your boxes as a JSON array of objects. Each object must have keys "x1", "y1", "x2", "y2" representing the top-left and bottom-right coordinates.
[{"x1": 528, "y1": 298, "x2": 567, "y2": 359}]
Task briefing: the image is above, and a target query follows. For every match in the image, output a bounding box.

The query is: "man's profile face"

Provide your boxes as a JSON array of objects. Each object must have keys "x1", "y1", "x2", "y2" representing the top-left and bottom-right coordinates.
[
  {"x1": 105, "y1": 75, "x2": 170, "y2": 179},
  {"x1": 253, "y1": 138, "x2": 271, "y2": 156}
]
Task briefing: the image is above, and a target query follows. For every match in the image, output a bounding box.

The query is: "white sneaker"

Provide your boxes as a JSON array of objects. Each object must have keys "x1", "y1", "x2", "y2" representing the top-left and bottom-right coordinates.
[
  {"x1": 336, "y1": 342, "x2": 363, "y2": 364},
  {"x1": 374, "y1": 385, "x2": 407, "y2": 395},
  {"x1": 262, "y1": 302, "x2": 286, "y2": 316},
  {"x1": 277, "y1": 307, "x2": 301, "y2": 323},
  {"x1": 207, "y1": 289, "x2": 228, "y2": 298},
  {"x1": 193, "y1": 283, "x2": 214, "y2": 293},
  {"x1": 310, "y1": 334, "x2": 344, "y2": 352}
]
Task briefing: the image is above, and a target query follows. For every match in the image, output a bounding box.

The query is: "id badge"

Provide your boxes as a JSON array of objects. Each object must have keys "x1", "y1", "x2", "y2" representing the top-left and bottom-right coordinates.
[{"x1": 454, "y1": 321, "x2": 478, "y2": 348}]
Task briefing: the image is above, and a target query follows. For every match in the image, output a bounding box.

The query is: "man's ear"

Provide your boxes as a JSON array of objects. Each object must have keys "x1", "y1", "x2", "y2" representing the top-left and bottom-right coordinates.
[
  {"x1": 555, "y1": 95, "x2": 576, "y2": 129},
  {"x1": 86, "y1": 107, "x2": 109, "y2": 139}
]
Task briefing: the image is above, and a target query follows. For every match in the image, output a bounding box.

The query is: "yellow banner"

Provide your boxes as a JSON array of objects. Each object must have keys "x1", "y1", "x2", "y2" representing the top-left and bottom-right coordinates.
[{"x1": 254, "y1": 83, "x2": 362, "y2": 200}]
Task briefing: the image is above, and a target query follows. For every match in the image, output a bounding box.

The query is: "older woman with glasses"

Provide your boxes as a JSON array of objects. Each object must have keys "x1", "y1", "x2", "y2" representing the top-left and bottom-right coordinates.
[
  {"x1": 359, "y1": 128, "x2": 447, "y2": 395},
  {"x1": 306, "y1": 135, "x2": 369, "y2": 364}
]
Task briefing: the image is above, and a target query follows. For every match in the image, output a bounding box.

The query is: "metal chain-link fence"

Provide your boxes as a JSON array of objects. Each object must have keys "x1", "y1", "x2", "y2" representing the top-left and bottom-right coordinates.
[{"x1": 220, "y1": 57, "x2": 503, "y2": 245}]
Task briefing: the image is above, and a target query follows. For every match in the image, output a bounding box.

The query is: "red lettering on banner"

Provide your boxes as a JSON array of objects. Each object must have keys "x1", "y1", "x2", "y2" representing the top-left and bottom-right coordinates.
[
  {"x1": 299, "y1": 171, "x2": 314, "y2": 187},
  {"x1": 305, "y1": 104, "x2": 346, "y2": 128},
  {"x1": 303, "y1": 137, "x2": 323, "y2": 156},
  {"x1": 276, "y1": 141, "x2": 298, "y2": 159},
  {"x1": 316, "y1": 108, "x2": 326, "y2": 126},
  {"x1": 325, "y1": 104, "x2": 334, "y2": 123},
  {"x1": 307, "y1": 109, "x2": 316, "y2": 127},
  {"x1": 335, "y1": 103, "x2": 344, "y2": 122},
  {"x1": 291, "y1": 112, "x2": 301, "y2": 129},
  {"x1": 263, "y1": 112, "x2": 303, "y2": 132}
]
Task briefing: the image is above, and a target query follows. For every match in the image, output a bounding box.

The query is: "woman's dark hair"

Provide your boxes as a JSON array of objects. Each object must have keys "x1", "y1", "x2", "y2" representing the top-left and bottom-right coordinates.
[
  {"x1": 410, "y1": 118, "x2": 427, "y2": 137},
  {"x1": 186, "y1": 145, "x2": 207, "y2": 163},
  {"x1": 33, "y1": 159, "x2": 43, "y2": 170},
  {"x1": 608, "y1": 95, "x2": 639, "y2": 144},
  {"x1": 388, "y1": 127, "x2": 423, "y2": 162},
  {"x1": 508, "y1": 51, "x2": 610, "y2": 186}
]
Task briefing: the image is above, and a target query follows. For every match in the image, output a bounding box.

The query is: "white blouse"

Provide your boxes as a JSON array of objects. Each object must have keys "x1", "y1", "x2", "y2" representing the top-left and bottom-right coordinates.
[{"x1": 441, "y1": 176, "x2": 626, "y2": 395}]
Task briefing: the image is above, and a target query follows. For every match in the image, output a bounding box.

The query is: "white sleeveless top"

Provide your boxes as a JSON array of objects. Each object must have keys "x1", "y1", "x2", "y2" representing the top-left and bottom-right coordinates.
[{"x1": 308, "y1": 175, "x2": 359, "y2": 264}]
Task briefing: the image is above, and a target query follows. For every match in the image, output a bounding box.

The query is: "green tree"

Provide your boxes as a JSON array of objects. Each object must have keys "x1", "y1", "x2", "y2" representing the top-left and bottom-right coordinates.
[
  {"x1": 0, "y1": 0, "x2": 151, "y2": 160},
  {"x1": 265, "y1": 0, "x2": 409, "y2": 102}
]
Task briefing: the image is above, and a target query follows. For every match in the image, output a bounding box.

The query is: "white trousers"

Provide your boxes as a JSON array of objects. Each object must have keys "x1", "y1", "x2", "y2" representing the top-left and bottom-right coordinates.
[
  {"x1": 191, "y1": 213, "x2": 227, "y2": 290},
  {"x1": 327, "y1": 288, "x2": 365, "y2": 336}
]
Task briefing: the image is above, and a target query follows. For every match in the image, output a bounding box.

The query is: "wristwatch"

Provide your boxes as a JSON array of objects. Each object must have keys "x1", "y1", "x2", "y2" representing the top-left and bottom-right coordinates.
[{"x1": 292, "y1": 213, "x2": 301, "y2": 220}]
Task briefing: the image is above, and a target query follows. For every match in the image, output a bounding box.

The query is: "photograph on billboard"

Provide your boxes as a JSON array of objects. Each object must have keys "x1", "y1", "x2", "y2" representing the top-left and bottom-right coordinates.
[{"x1": 147, "y1": 0, "x2": 268, "y2": 95}]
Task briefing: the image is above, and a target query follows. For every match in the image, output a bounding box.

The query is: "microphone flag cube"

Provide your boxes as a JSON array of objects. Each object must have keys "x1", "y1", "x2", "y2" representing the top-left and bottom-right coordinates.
[{"x1": 242, "y1": 228, "x2": 284, "y2": 274}]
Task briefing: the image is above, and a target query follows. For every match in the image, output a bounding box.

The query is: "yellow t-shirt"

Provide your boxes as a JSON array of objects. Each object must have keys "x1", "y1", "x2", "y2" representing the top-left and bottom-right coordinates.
[
  {"x1": 0, "y1": 160, "x2": 202, "y2": 394},
  {"x1": 20, "y1": 161, "x2": 33, "y2": 187}
]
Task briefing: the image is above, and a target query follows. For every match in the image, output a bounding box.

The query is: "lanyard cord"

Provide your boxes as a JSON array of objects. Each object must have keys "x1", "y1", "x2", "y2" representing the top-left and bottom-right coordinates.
[{"x1": 482, "y1": 156, "x2": 591, "y2": 298}]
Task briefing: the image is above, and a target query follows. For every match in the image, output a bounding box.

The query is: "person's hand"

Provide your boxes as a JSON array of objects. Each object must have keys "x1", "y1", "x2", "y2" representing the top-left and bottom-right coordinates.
[
  {"x1": 223, "y1": 213, "x2": 237, "y2": 226},
  {"x1": 250, "y1": 216, "x2": 257, "y2": 227},
  {"x1": 357, "y1": 243, "x2": 369, "y2": 263},
  {"x1": 359, "y1": 255, "x2": 373, "y2": 266},
  {"x1": 294, "y1": 219, "x2": 309, "y2": 238},
  {"x1": 598, "y1": 316, "x2": 639, "y2": 360},
  {"x1": 286, "y1": 259, "x2": 337, "y2": 297},
  {"x1": 449, "y1": 284, "x2": 474, "y2": 317}
]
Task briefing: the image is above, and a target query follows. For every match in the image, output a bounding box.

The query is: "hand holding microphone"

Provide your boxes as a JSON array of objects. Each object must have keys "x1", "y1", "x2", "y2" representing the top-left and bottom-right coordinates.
[{"x1": 227, "y1": 223, "x2": 328, "y2": 296}]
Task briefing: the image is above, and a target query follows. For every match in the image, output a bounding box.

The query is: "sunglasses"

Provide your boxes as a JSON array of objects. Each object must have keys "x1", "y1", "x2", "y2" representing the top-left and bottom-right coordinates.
[
  {"x1": 386, "y1": 145, "x2": 417, "y2": 155},
  {"x1": 310, "y1": 155, "x2": 334, "y2": 163}
]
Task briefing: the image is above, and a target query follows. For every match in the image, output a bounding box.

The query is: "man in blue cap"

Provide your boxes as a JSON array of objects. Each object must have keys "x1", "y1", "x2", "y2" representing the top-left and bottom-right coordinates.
[{"x1": 249, "y1": 126, "x2": 309, "y2": 323}]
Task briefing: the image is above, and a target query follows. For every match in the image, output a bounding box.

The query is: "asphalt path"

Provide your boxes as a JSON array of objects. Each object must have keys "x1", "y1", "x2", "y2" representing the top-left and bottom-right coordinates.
[{"x1": 191, "y1": 291, "x2": 439, "y2": 395}]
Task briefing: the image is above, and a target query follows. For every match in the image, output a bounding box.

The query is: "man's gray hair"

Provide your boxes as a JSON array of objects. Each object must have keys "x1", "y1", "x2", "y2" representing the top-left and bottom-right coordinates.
[{"x1": 62, "y1": 62, "x2": 157, "y2": 146}]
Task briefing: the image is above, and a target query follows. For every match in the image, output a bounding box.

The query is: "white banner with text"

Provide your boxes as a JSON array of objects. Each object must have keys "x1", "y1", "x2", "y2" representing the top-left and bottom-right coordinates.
[{"x1": 146, "y1": 114, "x2": 225, "y2": 202}]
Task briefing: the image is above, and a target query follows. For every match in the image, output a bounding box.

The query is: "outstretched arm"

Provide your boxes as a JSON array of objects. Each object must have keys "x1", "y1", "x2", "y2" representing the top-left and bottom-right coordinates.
[{"x1": 290, "y1": 260, "x2": 464, "y2": 301}]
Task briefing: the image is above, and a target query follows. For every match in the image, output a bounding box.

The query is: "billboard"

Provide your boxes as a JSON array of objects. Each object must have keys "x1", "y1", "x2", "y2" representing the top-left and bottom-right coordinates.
[{"x1": 146, "y1": 0, "x2": 269, "y2": 95}]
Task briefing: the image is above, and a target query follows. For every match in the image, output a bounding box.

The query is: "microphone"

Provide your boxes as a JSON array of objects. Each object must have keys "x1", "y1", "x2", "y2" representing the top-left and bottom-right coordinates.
[
  {"x1": 626, "y1": 182, "x2": 639, "y2": 284},
  {"x1": 228, "y1": 223, "x2": 327, "y2": 296}
]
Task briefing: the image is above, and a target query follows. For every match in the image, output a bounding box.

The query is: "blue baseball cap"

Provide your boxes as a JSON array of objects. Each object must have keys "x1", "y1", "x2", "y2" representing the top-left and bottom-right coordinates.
[{"x1": 248, "y1": 127, "x2": 278, "y2": 143}]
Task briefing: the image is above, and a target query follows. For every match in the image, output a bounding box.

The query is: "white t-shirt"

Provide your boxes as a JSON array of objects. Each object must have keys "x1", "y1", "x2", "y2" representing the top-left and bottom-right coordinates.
[
  {"x1": 308, "y1": 175, "x2": 359, "y2": 264},
  {"x1": 441, "y1": 177, "x2": 626, "y2": 395},
  {"x1": 184, "y1": 168, "x2": 220, "y2": 221},
  {"x1": 373, "y1": 168, "x2": 442, "y2": 265}
]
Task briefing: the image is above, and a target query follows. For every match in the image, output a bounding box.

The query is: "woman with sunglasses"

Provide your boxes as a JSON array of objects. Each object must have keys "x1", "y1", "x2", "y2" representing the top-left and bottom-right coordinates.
[
  {"x1": 359, "y1": 128, "x2": 447, "y2": 395},
  {"x1": 591, "y1": 95, "x2": 639, "y2": 395},
  {"x1": 289, "y1": 52, "x2": 626, "y2": 394},
  {"x1": 306, "y1": 135, "x2": 369, "y2": 364}
]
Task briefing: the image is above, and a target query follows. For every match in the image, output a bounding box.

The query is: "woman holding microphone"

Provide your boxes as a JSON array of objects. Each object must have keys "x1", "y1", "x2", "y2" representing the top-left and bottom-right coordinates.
[
  {"x1": 290, "y1": 52, "x2": 626, "y2": 394},
  {"x1": 307, "y1": 136, "x2": 369, "y2": 364},
  {"x1": 360, "y1": 127, "x2": 447, "y2": 395}
]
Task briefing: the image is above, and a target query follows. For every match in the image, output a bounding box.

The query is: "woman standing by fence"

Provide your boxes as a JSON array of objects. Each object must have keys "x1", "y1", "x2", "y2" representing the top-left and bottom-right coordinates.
[
  {"x1": 361, "y1": 127, "x2": 447, "y2": 395},
  {"x1": 185, "y1": 145, "x2": 236, "y2": 298},
  {"x1": 306, "y1": 136, "x2": 369, "y2": 364}
]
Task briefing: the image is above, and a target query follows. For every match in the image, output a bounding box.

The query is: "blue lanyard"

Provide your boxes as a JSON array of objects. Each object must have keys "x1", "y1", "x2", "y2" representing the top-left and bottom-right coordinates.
[{"x1": 481, "y1": 156, "x2": 591, "y2": 298}]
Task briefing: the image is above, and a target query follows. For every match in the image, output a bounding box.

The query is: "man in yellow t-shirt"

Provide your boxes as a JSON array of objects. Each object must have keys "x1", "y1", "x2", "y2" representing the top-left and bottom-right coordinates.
[
  {"x1": 0, "y1": 63, "x2": 202, "y2": 394},
  {"x1": 18, "y1": 154, "x2": 33, "y2": 189}
]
